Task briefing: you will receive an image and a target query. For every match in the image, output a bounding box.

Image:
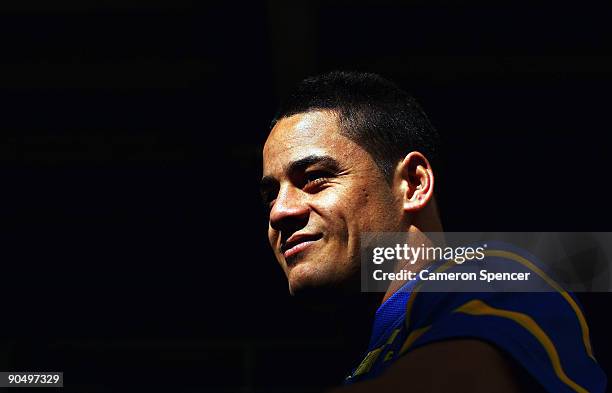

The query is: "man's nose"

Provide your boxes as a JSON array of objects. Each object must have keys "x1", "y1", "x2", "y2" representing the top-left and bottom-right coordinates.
[{"x1": 269, "y1": 184, "x2": 309, "y2": 232}]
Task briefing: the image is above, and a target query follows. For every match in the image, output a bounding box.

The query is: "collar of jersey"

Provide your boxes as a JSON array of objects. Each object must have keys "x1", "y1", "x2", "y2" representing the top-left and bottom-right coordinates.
[{"x1": 368, "y1": 278, "x2": 419, "y2": 349}]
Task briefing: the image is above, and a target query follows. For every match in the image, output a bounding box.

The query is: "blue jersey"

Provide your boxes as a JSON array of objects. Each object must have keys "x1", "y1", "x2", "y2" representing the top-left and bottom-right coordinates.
[{"x1": 344, "y1": 243, "x2": 607, "y2": 392}]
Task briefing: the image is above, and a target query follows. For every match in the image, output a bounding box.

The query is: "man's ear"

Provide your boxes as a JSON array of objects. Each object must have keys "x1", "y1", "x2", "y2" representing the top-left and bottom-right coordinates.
[{"x1": 398, "y1": 151, "x2": 434, "y2": 213}]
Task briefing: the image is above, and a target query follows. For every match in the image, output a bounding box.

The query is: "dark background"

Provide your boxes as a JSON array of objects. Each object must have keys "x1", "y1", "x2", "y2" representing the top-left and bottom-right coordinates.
[{"x1": 1, "y1": 1, "x2": 611, "y2": 392}]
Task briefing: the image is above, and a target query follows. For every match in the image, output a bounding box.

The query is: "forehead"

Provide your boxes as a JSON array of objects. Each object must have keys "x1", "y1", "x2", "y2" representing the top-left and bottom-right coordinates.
[{"x1": 263, "y1": 111, "x2": 363, "y2": 174}]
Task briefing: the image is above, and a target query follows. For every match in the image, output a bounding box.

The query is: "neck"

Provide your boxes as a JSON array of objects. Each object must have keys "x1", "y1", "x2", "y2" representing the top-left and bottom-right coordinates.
[{"x1": 380, "y1": 204, "x2": 444, "y2": 304}]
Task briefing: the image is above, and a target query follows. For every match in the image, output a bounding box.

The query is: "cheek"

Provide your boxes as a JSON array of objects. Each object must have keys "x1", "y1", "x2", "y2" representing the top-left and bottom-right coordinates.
[
  {"x1": 352, "y1": 187, "x2": 399, "y2": 232},
  {"x1": 312, "y1": 192, "x2": 347, "y2": 227},
  {"x1": 313, "y1": 183, "x2": 396, "y2": 233},
  {"x1": 318, "y1": 187, "x2": 372, "y2": 232}
]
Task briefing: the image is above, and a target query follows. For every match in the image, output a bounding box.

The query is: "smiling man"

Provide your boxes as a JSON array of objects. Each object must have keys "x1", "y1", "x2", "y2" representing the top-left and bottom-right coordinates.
[
  {"x1": 260, "y1": 72, "x2": 606, "y2": 392},
  {"x1": 261, "y1": 72, "x2": 442, "y2": 300},
  {"x1": 262, "y1": 111, "x2": 429, "y2": 297}
]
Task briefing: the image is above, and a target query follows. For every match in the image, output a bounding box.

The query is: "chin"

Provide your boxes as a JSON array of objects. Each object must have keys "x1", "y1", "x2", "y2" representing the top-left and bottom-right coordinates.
[
  {"x1": 286, "y1": 262, "x2": 328, "y2": 295},
  {"x1": 286, "y1": 263, "x2": 360, "y2": 306}
]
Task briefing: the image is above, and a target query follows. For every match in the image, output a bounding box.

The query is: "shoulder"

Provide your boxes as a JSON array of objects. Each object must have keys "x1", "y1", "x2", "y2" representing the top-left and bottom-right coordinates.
[{"x1": 400, "y1": 246, "x2": 607, "y2": 393}]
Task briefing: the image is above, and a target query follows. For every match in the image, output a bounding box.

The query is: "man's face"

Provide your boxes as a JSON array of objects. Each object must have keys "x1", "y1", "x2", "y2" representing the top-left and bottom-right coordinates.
[{"x1": 262, "y1": 111, "x2": 402, "y2": 295}]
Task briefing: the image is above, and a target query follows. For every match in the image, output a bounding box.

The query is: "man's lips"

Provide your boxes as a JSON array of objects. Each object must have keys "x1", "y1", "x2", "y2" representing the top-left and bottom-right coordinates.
[{"x1": 281, "y1": 233, "x2": 323, "y2": 259}]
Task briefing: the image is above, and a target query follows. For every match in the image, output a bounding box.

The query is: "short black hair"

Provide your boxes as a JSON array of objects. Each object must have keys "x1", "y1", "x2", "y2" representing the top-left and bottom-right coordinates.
[{"x1": 271, "y1": 71, "x2": 440, "y2": 183}]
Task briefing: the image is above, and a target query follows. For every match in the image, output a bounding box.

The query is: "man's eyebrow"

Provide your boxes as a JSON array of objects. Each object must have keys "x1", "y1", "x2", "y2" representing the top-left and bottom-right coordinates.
[{"x1": 285, "y1": 154, "x2": 342, "y2": 174}]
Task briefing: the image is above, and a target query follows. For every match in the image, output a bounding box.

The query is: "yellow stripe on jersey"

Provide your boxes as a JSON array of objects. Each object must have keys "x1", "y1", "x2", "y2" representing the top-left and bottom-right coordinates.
[
  {"x1": 352, "y1": 348, "x2": 383, "y2": 376},
  {"x1": 485, "y1": 249, "x2": 595, "y2": 361},
  {"x1": 352, "y1": 328, "x2": 402, "y2": 376},
  {"x1": 398, "y1": 326, "x2": 431, "y2": 355},
  {"x1": 386, "y1": 328, "x2": 401, "y2": 345},
  {"x1": 404, "y1": 249, "x2": 594, "y2": 362},
  {"x1": 454, "y1": 299, "x2": 589, "y2": 393}
]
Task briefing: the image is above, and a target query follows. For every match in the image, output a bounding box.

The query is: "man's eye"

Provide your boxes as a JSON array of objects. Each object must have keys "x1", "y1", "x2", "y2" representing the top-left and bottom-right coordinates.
[{"x1": 304, "y1": 171, "x2": 330, "y2": 189}]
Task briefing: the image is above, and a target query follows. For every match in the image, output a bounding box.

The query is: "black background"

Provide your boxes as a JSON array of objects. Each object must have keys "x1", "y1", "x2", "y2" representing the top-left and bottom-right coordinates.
[{"x1": 1, "y1": 1, "x2": 611, "y2": 392}]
